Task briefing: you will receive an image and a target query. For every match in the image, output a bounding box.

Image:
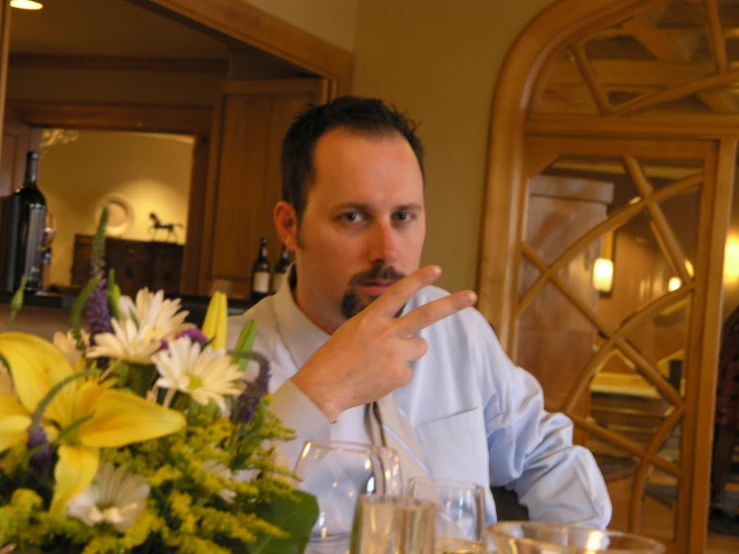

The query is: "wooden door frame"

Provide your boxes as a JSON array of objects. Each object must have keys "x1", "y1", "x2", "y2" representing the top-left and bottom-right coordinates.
[
  {"x1": 6, "y1": 100, "x2": 213, "y2": 294},
  {"x1": 0, "y1": 0, "x2": 352, "y2": 292},
  {"x1": 197, "y1": 78, "x2": 329, "y2": 295},
  {"x1": 134, "y1": 0, "x2": 354, "y2": 96},
  {"x1": 478, "y1": 0, "x2": 735, "y2": 550}
]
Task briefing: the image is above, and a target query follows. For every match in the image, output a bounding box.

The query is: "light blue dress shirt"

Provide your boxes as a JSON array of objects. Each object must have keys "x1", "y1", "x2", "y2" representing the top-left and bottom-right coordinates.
[{"x1": 228, "y1": 280, "x2": 612, "y2": 528}]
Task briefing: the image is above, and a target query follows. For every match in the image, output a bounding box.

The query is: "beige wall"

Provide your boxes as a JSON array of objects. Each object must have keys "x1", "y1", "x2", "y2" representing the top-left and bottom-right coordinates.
[
  {"x1": 241, "y1": 0, "x2": 359, "y2": 52},
  {"x1": 38, "y1": 131, "x2": 193, "y2": 286},
  {"x1": 351, "y1": 0, "x2": 555, "y2": 293},
  {"x1": 243, "y1": 0, "x2": 556, "y2": 292}
]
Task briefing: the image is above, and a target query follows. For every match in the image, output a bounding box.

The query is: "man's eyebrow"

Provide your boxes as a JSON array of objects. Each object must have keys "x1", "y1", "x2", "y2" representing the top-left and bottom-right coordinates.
[
  {"x1": 395, "y1": 203, "x2": 423, "y2": 212},
  {"x1": 329, "y1": 202, "x2": 424, "y2": 213},
  {"x1": 331, "y1": 202, "x2": 372, "y2": 212}
]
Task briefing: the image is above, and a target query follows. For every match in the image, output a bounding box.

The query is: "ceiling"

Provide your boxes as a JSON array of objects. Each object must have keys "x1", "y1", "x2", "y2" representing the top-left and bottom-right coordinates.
[{"x1": 10, "y1": 0, "x2": 232, "y2": 58}]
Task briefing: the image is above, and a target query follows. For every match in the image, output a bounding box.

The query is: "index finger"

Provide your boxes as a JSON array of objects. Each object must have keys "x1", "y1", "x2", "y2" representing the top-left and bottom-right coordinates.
[
  {"x1": 393, "y1": 289, "x2": 477, "y2": 338},
  {"x1": 367, "y1": 265, "x2": 444, "y2": 318}
]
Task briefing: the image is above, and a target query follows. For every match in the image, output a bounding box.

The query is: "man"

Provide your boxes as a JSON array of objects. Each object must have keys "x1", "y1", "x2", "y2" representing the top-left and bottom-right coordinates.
[{"x1": 228, "y1": 96, "x2": 612, "y2": 527}]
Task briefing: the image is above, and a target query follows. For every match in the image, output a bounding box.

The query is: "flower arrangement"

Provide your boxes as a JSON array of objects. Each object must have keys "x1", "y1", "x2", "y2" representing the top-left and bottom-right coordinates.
[{"x1": 0, "y1": 208, "x2": 317, "y2": 553}]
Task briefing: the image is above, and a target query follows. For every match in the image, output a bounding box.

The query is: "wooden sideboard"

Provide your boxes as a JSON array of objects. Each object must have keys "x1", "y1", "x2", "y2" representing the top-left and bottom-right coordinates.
[{"x1": 71, "y1": 234, "x2": 183, "y2": 297}]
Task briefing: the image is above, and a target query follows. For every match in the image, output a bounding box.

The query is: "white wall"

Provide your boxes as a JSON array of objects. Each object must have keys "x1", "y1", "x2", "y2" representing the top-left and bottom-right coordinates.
[{"x1": 38, "y1": 131, "x2": 193, "y2": 286}]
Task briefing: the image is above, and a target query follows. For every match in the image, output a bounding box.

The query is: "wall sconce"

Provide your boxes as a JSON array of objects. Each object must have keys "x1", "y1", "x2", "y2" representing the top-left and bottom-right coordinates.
[
  {"x1": 593, "y1": 230, "x2": 615, "y2": 296},
  {"x1": 725, "y1": 237, "x2": 739, "y2": 281},
  {"x1": 593, "y1": 258, "x2": 614, "y2": 293},
  {"x1": 668, "y1": 277, "x2": 681, "y2": 292}
]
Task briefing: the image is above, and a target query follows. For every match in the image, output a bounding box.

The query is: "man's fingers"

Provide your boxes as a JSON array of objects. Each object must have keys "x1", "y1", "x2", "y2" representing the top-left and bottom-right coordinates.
[
  {"x1": 403, "y1": 335, "x2": 429, "y2": 361},
  {"x1": 393, "y1": 290, "x2": 477, "y2": 338},
  {"x1": 369, "y1": 266, "x2": 443, "y2": 318}
]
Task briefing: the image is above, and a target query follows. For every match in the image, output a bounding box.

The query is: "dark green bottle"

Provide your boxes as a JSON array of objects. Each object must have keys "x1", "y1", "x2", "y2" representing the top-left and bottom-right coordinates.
[{"x1": 13, "y1": 151, "x2": 46, "y2": 292}]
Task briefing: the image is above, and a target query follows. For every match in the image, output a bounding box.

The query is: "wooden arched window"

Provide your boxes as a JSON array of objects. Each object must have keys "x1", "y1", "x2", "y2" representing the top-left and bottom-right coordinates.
[{"x1": 478, "y1": 0, "x2": 739, "y2": 550}]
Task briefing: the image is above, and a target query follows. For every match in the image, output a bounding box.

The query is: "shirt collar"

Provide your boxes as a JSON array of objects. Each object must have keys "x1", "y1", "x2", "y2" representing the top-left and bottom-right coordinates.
[{"x1": 273, "y1": 265, "x2": 331, "y2": 370}]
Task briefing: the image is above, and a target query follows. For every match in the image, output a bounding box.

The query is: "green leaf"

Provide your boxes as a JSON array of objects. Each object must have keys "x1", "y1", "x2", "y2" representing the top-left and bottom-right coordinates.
[
  {"x1": 70, "y1": 274, "x2": 102, "y2": 343},
  {"x1": 251, "y1": 490, "x2": 318, "y2": 554},
  {"x1": 6, "y1": 275, "x2": 27, "y2": 331},
  {"x1": 227, "y1": 350, "x2": 268, "y2": 368},
  {"x1": 232, "y1": 320, "x2": 257, "y2": 371},
  {"x1": 107, "y1": 269, "x2": 121, "y2": 321}
]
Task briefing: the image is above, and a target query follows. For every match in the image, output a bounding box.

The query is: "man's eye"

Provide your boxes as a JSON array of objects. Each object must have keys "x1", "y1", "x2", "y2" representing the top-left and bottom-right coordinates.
[
  {"x1": 341, "y1": 212, "x2": 361, "y2": 222},
  {"x1": 395, "y1": 212, "x2": 414, "y2": 222}
]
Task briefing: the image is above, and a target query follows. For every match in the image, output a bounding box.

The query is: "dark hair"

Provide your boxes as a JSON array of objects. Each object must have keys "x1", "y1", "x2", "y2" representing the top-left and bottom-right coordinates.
[{"x1": 281, "y1": 95, "x2": 425, "y2": 221}]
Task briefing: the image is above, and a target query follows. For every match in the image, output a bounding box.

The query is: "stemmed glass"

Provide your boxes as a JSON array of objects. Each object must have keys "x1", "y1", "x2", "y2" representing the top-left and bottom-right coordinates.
[
  {"x1": 406, "y1": 477, "x2": 487, "y2": 554},
  {"x1": 294, "y1": 440, "x2": 402, "y2": 554},
  {"x1": 487, "y1": 522, "x2": 666, "y2": 553},
  {"x1": 349, "y1": 495, "x2": 435, "y2": 554}
]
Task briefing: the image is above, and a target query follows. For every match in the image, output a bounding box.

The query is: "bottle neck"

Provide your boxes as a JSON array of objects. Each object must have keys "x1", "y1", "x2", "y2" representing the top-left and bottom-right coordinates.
[{"x1": 24, "y1": 156, "x2": 39, "y2": 189}]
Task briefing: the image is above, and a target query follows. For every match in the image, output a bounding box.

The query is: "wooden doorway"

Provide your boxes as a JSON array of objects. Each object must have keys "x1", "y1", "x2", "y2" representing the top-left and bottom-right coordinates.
[
  {"x1": 0, "y1": 0, "x2": 352, "y2": 297},
  {"x1": 478, "y1": 0, "x2": 739, "y2": 551}
]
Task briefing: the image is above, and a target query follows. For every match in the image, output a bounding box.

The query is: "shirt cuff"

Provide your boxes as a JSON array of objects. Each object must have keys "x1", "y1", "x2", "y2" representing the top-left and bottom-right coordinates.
[{"x1": 270, "y1": 378, "x2": 331, "y2": 465}]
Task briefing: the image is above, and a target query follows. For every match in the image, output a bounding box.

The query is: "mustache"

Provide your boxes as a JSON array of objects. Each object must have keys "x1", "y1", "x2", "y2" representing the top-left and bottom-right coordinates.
[{"x1": 349, "y1": 265, "x2": 406, "y2": 287}]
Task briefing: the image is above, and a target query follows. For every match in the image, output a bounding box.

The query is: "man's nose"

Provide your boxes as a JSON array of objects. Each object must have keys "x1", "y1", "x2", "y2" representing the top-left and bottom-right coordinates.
[{"x1": 369, "y1": 222, "x2": 398, "y2": 266}]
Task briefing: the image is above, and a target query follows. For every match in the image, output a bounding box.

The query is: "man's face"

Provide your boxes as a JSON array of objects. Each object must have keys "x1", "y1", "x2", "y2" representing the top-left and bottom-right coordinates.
[{"x1": 292, "y1": 127, "x2": 426, "y2": 334}]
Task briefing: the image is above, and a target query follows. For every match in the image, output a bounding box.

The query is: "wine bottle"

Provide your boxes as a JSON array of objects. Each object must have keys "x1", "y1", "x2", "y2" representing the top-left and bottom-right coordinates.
[
  {"x1": 12, "y1": 151, "x2": 47, "y2": 293},
  {"x1": 271, "y1": 244, "x2": 290, "y2": 294},
  {"x1": 250, "y1": 237, "x2": 270, "y2": 302}
]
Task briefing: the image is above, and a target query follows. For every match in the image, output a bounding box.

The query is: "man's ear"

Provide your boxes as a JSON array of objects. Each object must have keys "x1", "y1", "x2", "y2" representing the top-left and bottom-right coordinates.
[{"x1": 274, "y1": 201, "x2": 299, "y2": 252}]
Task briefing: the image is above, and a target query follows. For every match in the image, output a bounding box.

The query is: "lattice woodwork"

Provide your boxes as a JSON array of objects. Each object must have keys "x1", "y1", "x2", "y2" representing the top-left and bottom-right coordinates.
[{"x1": 482, "y1": 0, "x2": 739, "y2": 550}]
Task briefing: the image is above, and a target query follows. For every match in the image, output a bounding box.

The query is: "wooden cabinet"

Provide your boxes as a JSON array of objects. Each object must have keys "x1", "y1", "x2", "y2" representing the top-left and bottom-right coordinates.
[
  {"x1": 72, "y1": 234, "x2": 183, "y2": 297},
  {"x1": 192, "y1": 79, "x2": 328, "y2": 297}
]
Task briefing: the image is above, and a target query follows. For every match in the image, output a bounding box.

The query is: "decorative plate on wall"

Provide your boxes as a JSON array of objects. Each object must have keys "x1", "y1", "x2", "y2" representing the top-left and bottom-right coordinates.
[{"x1": 95, "y1": 195, "x2": 133, "y2": 237}]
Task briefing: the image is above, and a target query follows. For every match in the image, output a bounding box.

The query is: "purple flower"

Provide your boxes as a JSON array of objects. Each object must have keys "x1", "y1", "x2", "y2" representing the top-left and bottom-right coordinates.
[
  {"x1": 175, "y1": 328, "x2": 209, "y2": 345},
  {"x1": 88, "y1": 206, "x2": 112, "y2": 350},
  {"x1": 232, "y1": 361, "x2": 271, "y2": 425},
  {"x1": 88, "y1": 276, "x2": 112, "y2": 343},
  {"x1": 27, "y1": 425, "x2": 52, "y2": 478},
  {"x1": 159, "y1": 329, "x2": 209, "y2": 353}
]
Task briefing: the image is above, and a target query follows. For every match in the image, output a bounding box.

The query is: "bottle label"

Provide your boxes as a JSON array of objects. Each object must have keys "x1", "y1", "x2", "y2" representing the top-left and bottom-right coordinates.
[
  {"x1": 253, "y1": 271, "x2": 270, "y2": 293},
  {"x1": 22, "y1": 204, "x2": 46, "y2": 288},
  {"x1": 271, "y1": 272, "x2": 286, "y2": 293}
]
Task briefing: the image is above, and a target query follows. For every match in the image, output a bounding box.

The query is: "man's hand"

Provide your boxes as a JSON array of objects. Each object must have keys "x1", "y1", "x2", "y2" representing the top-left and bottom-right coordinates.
[{"x1": 291, "y1": 265, "x2": 477, "y2": 422}]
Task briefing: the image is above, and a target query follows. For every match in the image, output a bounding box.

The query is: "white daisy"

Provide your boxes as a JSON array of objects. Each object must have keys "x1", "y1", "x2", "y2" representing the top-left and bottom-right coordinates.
[
  {"x1": 67, "y1": 462, "x2": 149, "y2": 533},
  {"x1": 87, "y1": 319, "x2": 163, "y2": 364},
  {"x1": 119, "y1": 288, "x2": 190, "y2": 340},
  {"x1": 153, "y1": 337, "x2": 242, "y2": 413},
  {"x1": 53, "y1": 329, "x2": 90, "y2": 366},
  {"x1": 0, "y1": 360, "x2": 13, "y2": 395},
  {"x1": 201, "y1": 459, "x2": 237, "y2": 503}
]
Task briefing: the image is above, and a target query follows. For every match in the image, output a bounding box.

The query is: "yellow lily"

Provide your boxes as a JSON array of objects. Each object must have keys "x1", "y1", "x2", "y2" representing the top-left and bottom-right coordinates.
[
  {"x1": 0, "y1": 332, "x2": 186, "y2": 514},
  {"x1": 202, "y1": 291, "x2": 228, "y2": 351}
]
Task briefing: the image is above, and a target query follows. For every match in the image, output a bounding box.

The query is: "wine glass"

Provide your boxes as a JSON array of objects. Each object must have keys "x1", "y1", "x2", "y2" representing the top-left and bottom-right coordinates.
[
  {"x1": 406, "y1": 477, "x2": 487, "y2": 554},
  {"x1": 487, "y1": 522, "x2": 665, "y2": 553},
  {"x1": 294, "y1": 440, "x2": 403, "y2": 554},
  {"x1": 350, "y1": 494, "x2": 435, "y2": 554}
]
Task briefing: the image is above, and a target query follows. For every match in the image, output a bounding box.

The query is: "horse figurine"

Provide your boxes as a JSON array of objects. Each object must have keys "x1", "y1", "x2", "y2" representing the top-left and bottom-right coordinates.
[{"x1": 149, "y1": 212, "x2": 184, "y2": 242}]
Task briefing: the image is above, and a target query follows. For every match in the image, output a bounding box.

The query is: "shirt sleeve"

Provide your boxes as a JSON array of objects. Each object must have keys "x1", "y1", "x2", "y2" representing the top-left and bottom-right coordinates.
[
  {"x1": 475, "y1": 316, "x2": 613, "y2": 528},
  {"x1": 270, "y1": 378, "x2": 331, "y2": 467}
]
